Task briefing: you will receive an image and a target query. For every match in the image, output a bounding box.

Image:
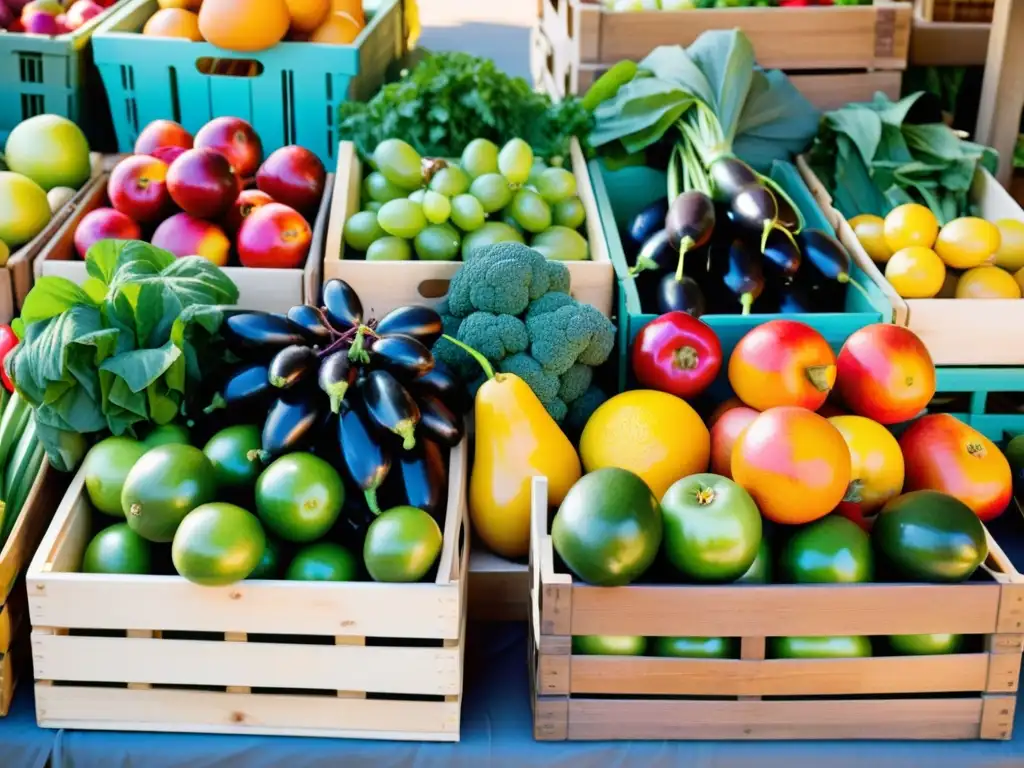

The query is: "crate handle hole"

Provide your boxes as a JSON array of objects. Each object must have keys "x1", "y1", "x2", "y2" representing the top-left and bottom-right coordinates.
[
  {"x1": 418, "y1": 279, "x2": 450, "y2": 299},
  {"x1": 196, "y1": 58, "x2": 266, "y2": 78}
]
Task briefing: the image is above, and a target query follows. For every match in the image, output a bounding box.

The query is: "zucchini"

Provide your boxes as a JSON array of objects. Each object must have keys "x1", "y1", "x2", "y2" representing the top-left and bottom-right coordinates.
[
  {"x1": 0, "y1": 440, "x2": 43, "y2": 548},
  {"x1": 0, "y1": 388, "x2": 10, "y2": 423},
  {"x1": 0, "y1": 392, "x2": 29, "y2": 471},
  {"x1": 5, "y1": 418, "x2": 38, "y2": 498}
]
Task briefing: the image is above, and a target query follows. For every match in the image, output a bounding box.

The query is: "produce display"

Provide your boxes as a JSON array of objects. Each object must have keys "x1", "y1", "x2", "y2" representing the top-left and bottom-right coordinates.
[
  {"x1": 342, "y1": 136, "x2": 591, "y2": 263},
  {"x1": 0, "y1": 0, "x2": 114, "y2": 36},
  {"x1": 600, "y1": 0, "x2": 871, "y2": 8},
  {"x1": 78, "y1": 115, "x2": 325, "y2": 268}
]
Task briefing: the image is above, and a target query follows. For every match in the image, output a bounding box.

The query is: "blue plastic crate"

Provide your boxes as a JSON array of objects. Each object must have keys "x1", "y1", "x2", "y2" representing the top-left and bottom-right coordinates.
[
  {"x1": 91, "y1": 0, "x2": 402, "y2": 166},
  {"x1": 929, "y1": 367, "x2": 1024, "y2": 442}
]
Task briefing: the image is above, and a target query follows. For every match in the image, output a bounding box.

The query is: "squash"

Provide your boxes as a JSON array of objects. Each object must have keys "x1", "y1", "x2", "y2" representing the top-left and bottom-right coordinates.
[
  {"x1": 285, "y1": 0, "x2": 330, "y2": 33},
  {"x1": 198, "y1": 0, "x2": 290, "y2": 52},
  {"x1": 310, "y1": 11, "x2": 362, "y2": 44}
]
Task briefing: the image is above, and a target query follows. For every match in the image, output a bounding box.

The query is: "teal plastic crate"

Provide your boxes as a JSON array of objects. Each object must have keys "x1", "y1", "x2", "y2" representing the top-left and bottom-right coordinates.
[
  {"x1": 0, "y1": 1, "x2": 125, "y2": 147},
  {"x1": 91, "y1": 0, "x2": 402, "y2": 165},
  {"x1": 930, "y1": 367, "x2": 1024, "y2": 442},
  {"x1": 590, "y1": 159, "x2": 898, "y2": 394}
]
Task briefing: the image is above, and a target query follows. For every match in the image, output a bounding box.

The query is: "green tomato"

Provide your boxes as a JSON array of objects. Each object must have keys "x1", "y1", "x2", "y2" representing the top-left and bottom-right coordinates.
[
  {"x1": 769, "y1": 636, "x2": 873, "y2": 659},
  {"x1": 660, "y1": 473, "x2": 762, "y2": 582},
  {"x1": 121, "y1": 444, "x2": 217, "y2": 543},
  {"x1": 364, "y1": 506, "x2": 443, "y2": 583},
  {"x1": 652, "y1": 636, "x2": 737, "y2": 658},
  {"x1": 172, "y1": 503, "x2": 266, "y2": 586},
  {"x1": 83, "y1": 437, "x2": 148, "y2": 517},
  {"x1": 572, "y1": 635, "x2": 647, "y2": 656},
  {"x1": 82, "y1": 523, "x2": 151, "y2": 575},
  {"x1": 734, "y1": 536, "x2": 771, "y2": 584},
  {"x1": 780, "y1": 515, "x2": 873, "y2": 584},
  {"x1": 286, "y1": 542, "x2": 358, "y2": 581},
  {"x1": 255, "y1": 453, "x2": 345, "y2": 543},
  {"x1": 141, "y1": 424, "x2": 190, "y2": 449},
  {"x1": 888, "y1": 634, "x2": 963, "y2": 655},
  {"x1": 203, "y1": 424, "x2": 262, "y2": 493},
  {"x1": 248, "y1": 536, "x2": 283, "y2": 580}
]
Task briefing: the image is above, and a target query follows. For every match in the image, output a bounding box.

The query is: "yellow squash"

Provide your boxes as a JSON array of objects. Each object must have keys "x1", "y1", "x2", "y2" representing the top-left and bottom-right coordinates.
[{"x1": 450, "y1": 337, "x2": 581, "y2": 559}]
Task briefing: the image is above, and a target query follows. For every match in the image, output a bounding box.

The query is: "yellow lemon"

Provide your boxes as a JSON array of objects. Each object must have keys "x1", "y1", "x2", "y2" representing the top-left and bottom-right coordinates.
[
  {"x1": 883, "y1": 203, "x2": 939, "y2": 252},
  {"x1": 850, "y1": 214, "x2": 893, "y2": 263},
  {"x1": 955, "y1": 266, "x2": 1021, "y2": 299},
  {"x1": 993, "y1": 219, "x2": 1024, "y2": 272},
  {"x1": 884, "y1": 246, "x2": 945, "y2": 298},
  {"x1": 934, "y1": 217, "x2": 1001, "y2": 269}
]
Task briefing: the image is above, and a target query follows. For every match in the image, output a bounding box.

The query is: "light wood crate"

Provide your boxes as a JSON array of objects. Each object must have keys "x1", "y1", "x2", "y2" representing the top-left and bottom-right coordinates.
[
  {"x1": 798, "y1": 156, "x2": 1024, "y2": 366},
  {"x1": 27, "y1": 439, "x2": 470, "y2": 740},
  {"x1": 323, "y1": 138, "x2": 615, "y2": 319},
  {"x1": 0, "y1": 464, "x2": 69, "y2": 716},
  {"x1": 529, "y1": 476, "x2": 1024, "y2": 742},
  {"x1": 917, "y1": 0, "x2": 994, "y2": 22},
  {"x1": 534, "y1": 0, "x2": 911, "y2": 110},
  {"x1": 34, "y1": 171, "x2": 334, "y2": 313}
]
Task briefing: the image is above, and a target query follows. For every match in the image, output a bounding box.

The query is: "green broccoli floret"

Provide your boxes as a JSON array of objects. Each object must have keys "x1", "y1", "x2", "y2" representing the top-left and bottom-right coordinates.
[
  {"x1": 526, "y1": 301, "x2": 616, "y2": 376},
  {"x1": 432, "y1": 314, "x2": 475, "y2": 378},
  {"x1": 558, "y1": 363, "x2": 593, "y2": 404},
  {"x1": 565, "y1": 385, "x2": 608, "y2": 436},
  {"x1": 524, "y1": 290, "x2": 576, "y2": 322},
  {"x1": 544, "y1": 260, "x2": 571, "y2": 294},
  {"x1": 457, "y1": 312, "x2": 528, "y2": 363},
  {"x1": 445, "y1": 242, "x2": 552, "y2": 317},
  {"x1": 545, "y1": 397, "x2": 568, "y2": 423},
  {"x1": 498, "y1": 353, "x2": 560, "y2": 404}
]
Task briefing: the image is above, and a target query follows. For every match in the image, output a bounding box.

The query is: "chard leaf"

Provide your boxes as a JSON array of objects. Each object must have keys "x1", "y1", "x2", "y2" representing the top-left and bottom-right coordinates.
[
  {"x1": 156, "y1": 256, "x2": 239, "y2": 307},
  {"x1": 637, "y1": 46, "x2": 713, "y2": 105},
  {"x1": 687, "y1": 29, "x2": 755, "y2": 144},
  {"x1": 100, "y1": 341, "x2": 182, "y2": 395},
  {"x1": 873, "y1": 91, "x2": 925, "y2": 127},
  {"x1": 590, "y1": 78, "x2": 692, "y2": 150},
  {"x1": 20, "y1": 277, "x2": 95, "y2": 327},
  {"x1": 732, "y1": 70, "x2": 819, "y2": 172},
  {"x1": 876, "y1": 123, "x2": 913, "y2": 164},
  {"x1": 825, "y1": 107, "x2": 881, "y2": 168},
  {"x1": 903, "y1": 124, "x2": 964, "y2": 162},
  {"x1": 85, "y1": 239, "x2": 172, "y2": 285}
]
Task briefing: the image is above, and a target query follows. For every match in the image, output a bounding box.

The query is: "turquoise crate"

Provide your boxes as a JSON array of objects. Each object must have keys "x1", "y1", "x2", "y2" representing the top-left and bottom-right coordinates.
[
  {"x1": 590, "y1": 159, "x2": 898, "y2": 395},
  {"x1": 931, "y1": 367, "x2": 1024, "y2": 442},
  {"x1": 91, "y1": 0, "x2": 402, "y2": 166},
  {"x1": 0, "y1": 1, "x2": 126, "y2": 146}
]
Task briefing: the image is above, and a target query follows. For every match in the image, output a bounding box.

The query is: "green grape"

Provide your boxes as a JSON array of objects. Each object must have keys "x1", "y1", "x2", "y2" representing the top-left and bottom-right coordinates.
[
  {"x1": 422, "y1": 190, "x2": 452, "y2": 225},
  {"x1": 509, "y1": 189, "x2": 552, "y2": 234},
  {"x1": 527, "y1": 161, "x2": 549, "y2": 188},
  {"x1": 377, "y1": 199, "x2": 427, "y2": 239},
  {"x1": 364, "y1": 201, "x2": 383, "y2": 213},
  {"x1": 414, "y1": 224, "x2": 461, "y2": 261},
  {"x1": 363, "y1": 171, "x2": 407, "y2": 204},
  {"x1": 461, "y1": 222, "x2": 525, "y2": 260},
  {"x1": 460, "y1": 138, "x2": 499, "y2": 179},
  {"x1": 531, "y1": 226, "x2": 589, "y2": 261},
  {"x1": 536, "y1": 167, "x2": 577, "y2": 204},
  {"x1": 372, "y1": 139, "x2": 423, "y2": 190},
  {"x1": 553, "y1": 196, "x2": 586, "y2": 229},
  {"x1": 429, "y1": 165, "x2": 470, "y2": 197},
  {"x1": 343, "y1": 210, "x2": 386, "y2": 252},
  {"x1": 450, "y1": 194, "x2": 486, "y2": 232},
  {"x1": 498, "y1": 138, "x2": 533, "y2": 185},
  {"x1": 502, "y1": 211, "x2": 525, "y2": 235},
  {"x1": 408, "y1": 189, "x2": 427, "y2": 204},
  {"x1": 469, "y1": 173, "x2": 513, "y2": 213},
  {"x1": 366, "y1": 236, "x2": 412, "y2": 261}
]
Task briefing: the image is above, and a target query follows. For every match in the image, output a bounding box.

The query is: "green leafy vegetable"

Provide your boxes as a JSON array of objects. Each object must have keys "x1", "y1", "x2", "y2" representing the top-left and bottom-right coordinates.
[
  {"x1": 9, "y1": 240, "x2": 239, "y2": 469},
  {"x1": 338, "y1": 51, "x2": 592, "y2": 162}
]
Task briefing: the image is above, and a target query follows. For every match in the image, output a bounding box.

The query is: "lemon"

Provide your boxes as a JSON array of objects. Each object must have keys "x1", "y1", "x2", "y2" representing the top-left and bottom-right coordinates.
[
  {"x1": 994, "y1": 219, "x2": 1024, "y2": 272},
  {"x1": 955, "y1": 266, "x2": 1020, "y2": 299},
  {"x1": 934, "y1": 217, "x2": 1001, "y2": 269},
  {"x1": 883, "y1": 204, "x2": 939, "y2": 253},
  {"x1": 849, "y1": 214, "x2": 892, "y2": 263},
  {"x1": 884, "y1": 246, "x2": 945, "y2": 298}
]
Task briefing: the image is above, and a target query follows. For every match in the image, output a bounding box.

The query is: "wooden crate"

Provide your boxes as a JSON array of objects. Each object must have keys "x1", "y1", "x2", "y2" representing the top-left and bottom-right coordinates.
[
  {"x1": 799, "y1": 157, "x2": 1024, "y2": 366},
  {"x1": 27, "y1": 439, "x2": 470, "y2": 740},
  {"x1": 323, "y1": 138, "x2": 615, "y2": 319},
  {"x1": 529, "y1": 476, "x2": 1024, "y2": 742},
  {"x1": 34, "y1": 172, "x2": 334, "y2": 313},
  {"x1": 468, "y1": 550, "x2": 529, "y2": 622},
  {"x1": 0, "y1": 463, "x2": 70, "y2": 716},
  {"x1": 534, "y1": 0, "x2": 911, "y2": 110},
  {"x1": 918, "y1": 0, "x2": 994, "y2": 22}
]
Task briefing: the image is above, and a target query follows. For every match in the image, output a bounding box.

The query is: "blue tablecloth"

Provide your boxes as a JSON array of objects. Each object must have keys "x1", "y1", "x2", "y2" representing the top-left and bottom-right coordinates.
[{"x1": 3, "y1": 684, "x2": 51, "y2": 768}]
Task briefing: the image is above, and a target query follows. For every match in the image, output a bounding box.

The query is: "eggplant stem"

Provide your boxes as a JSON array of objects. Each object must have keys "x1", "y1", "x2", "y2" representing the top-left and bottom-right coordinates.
[
  {"x1": 395, "y1": 421, "x2": 417, "y2": 451},
  {"x1": 327, "y1": 382, "x2": 349, "y2": 414},
  {"x1": 842, "y1": 274, "x2": 875, "y2": 305},
  {"x1": 441, "y1": 334, "x2": 495, "y2": 380},
  {"x1": 667, "y1": 144, "x2": 682, "y2": 201},
  {"x1": 773, "y1": 223, "x2": 798, "y2": 251},
  {"x1": 758, "y1": 174, "x2": 806, "y2": 234},
  {"x1": 740, "y1": 293, "x2": 754, "y2": 316},
  {"x1": 347, "y1": 326, "x2": 371, "y2": 365},
  {"x1": 628, "y1": 258, "x2": 656, "y2": 277},
  {"x1": 203, "y1": 393, "x2": 227, "y2": 414},
  {"x1": 365, "y1": 488, "x2": 382, "y2": 517},
  {"x1": 674, "y1": 237, "x2": 693, "y2": 282},
  {"x1": 312, "y1": 306, "x2": 342, "y2": 338}
]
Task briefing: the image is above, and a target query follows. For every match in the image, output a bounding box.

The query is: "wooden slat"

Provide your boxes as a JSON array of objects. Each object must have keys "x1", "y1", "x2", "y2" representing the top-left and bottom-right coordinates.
[
  {"x1": 31, "y1": 633, "x2": 461, "y2": 696},
  {"x1": 787, "y1": 71, "x2": 903, "y2": 112},
  {"x1": 534, "y1": 696, "x2": 569, "y2": 741},
  {"x1": 35, "y1": 685, "x2": 461, "y2": 740},
  {"x1": 979, "y1": 694, "x2": 1016, "y2": 740},
  {"x1": 975, "y1": 0, "x2": 1024, "y2": 185},
  {"x1": 568, "y1": 654, "x2": 991, "y2": 697},
  {"x1": 0, "y1": 464, "x2": 62, "y2": 602},
  {"x1": 567, "y1": 698, "x2": 984, "y2": 740},
  {"x1": 910, "y1": 19, "x2": 991, "y2": 66}
]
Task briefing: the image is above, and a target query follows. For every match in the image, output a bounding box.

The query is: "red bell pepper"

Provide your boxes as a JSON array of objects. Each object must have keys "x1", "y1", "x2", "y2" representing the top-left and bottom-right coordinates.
[
  {"x1": 632, "y1": 312, "x2": 723, "y2": 400},
  {"x1": 0, "y1": 325, "x2": 17, "y2": 392}
]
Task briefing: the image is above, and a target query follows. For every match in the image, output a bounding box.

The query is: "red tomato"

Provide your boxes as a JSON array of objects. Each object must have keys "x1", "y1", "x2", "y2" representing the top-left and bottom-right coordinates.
[
  {"x1": 632, "y1": 312, "x2": 722, "y2": 400},
  {"x1": 710, "y1": 406, "x2": 758, "y2": 479},
  {"x1": 899, "y1": 414, "x2": 1011, "y2": 522},
  {"x1": 835, "y1": 324, "x2": 935, "y2": 425},
  {"x1": 0, "y1": 325, "x2": 17, "y2": 392}
]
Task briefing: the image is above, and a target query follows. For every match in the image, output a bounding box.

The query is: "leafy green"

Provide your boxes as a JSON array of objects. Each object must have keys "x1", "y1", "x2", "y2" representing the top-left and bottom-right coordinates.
[
  {"x1": 9, "y1": 240, "x2": 239, "y2": 469},
  {"x1": 809, "y1": 92, "x2": 999, "y2": 224},
  {"x1": 338, "y1": 51, "x2": 592, "y2": 162}
]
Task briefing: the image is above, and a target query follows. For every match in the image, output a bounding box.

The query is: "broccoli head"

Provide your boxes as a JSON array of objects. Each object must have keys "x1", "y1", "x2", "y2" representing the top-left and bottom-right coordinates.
[
  {"x1": 445, "y1": 242, "x2": 554, "y2": 317},
  {"x1": 526, "y1": 300, "x2": 616, "y2": 376},
  {"x1": 565, "y1": 385, "x2": 608, "y2": 436},
  {"x1": 498, "y1": 353, "x2": 560, "y2": 404},
  {"x1": 525, "y1": 290, "x2": 575, "y2": 322},
  {"x1": 544, "y1": 397, "x2": 568, "y2": 423},
  {"x1": 456, "y1": 312, "x2": 528, "y2": 363},
  {"x1": 558, "y1": 363, "x2": 593, "y2": 404},
  {"x1": 431, "y1": 313, "x2": 475, "y2": 379},
  {"x1": 544, "y1": 260, "x2": 571, "y2": 294}
]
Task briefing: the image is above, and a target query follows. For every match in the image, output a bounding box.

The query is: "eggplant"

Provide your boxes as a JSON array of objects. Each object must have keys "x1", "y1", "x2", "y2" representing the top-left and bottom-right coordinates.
[
  {"x1": 396, "y1": 439, "x2": 448, "y2": 520},
  {"x1": 657, "y1": 273, "x2": 706, "y2": 317},
  {"x1": 322, "y1": 279, "x2": 363, "y2": 330},
  {"x1": 727, "y1": 184, "x2": 779, "y2": 247},
  {"x1": 319, "y1": 350, "x2": 354, "y2": 413},
  {"x1": 665, "y1": 191, "x2": 715, "y2": 253},
  {"x1": 374, "y1": 306, "x2": 443, "y2": 347},
  {"x1": 775, "y1": 193, "x2": 800, "y2": 233},
  {"x1": 796, "y1": 229, "x2": 873, "y2": 303},
  {"x1": 762, "y1": 229, "x2": 802, "y2": 280},
  {"x1": 221, "y1": 313, "x2": 311, "y2": 358},
  {"x1": 723, "y1": 239, "x2": 765, "y2": 315},
  {"x1": 370, "y1": 335, "x2": 434, "y2": 380},
  {"x1": 205, "y1": 363, "x2": 272, "y2": 413},
  {"x1": 362, "y1": 369, "x2": 421, "y2": 450},
  {"x1": 623, "y1": 198, "x2": 669, "y2": 258},
  {"x1": 708, "y1": 156, "x2": 759, "y2": 203},
  {"x1": 411, "y1": 360, "x2": 468, "y2": 414},
  {"x1": 286, "y1": 304, "x2": 335, "y2": 345},
  {"x1": 418, "y1": 394, "x2": 465, "y2": 448},
  {"x1": 339, "y1": 402, "x2": 392, "y2": 514},
  {"x1": 268, "y1": 345, "x2": 319, "y2": 389},
  {"x1": 629, "y1": 229, "x2": 674, "y2": 276},
  {"x1": 777, "y1": 283, "x2": 815, "y2": 314},
  {"x1": 260, "y1": 392, "x2": 324, "y2": 460}
]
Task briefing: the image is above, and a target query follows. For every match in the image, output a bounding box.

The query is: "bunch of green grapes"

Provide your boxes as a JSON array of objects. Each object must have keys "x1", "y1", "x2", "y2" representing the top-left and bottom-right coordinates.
[{"x1": 342, "y1": 137, "x2": 590, "y2": 262}]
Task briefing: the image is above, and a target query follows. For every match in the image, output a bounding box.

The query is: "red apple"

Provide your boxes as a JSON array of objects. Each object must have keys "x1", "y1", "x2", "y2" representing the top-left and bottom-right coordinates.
[
  {"x1": 65, "y1": 0, "x2": 103, "y2": 29},
  {"x1": 23, "y1": 10, "x2": 60, "y2": 33},
  {"x1": 256, "y1": 146, "x2": 325, "y2": 215},
  {"x1": 166, "y1": 148, "x2": 240, "y2": 218},
  {"x1": 6, "y1": 0, "x2": 32, "y2": 13},
  {"x1": 237, "y1": 202, "x2": 311, "y2": 269},
  {"x1": 0, "y1": 3, "x2": 14, "y2": 27},
  {"x1": 150, "y1": 145, "x2": 187, "y2": 165},
  {"x1": 74, "y1": 208, "x2": 141, "y2": 259},
  {"x1": 108, "y1": 155, "x2": 171, "y2": 223},
  {"x1": 194, "y1": 117, "x2": 263, "y2": 179},
  {"x1": 135, "y1": 119, "x2": 193, "y2": 157},
  {"x1": 224, "y1": 189, "x2": 273, "y2": 234},
  {"x1": 151, "y1": 212, "x2": 231, "y2": 266},
  {"x1": 8, "y1": 18, "x2": 24, "y2": 31}
]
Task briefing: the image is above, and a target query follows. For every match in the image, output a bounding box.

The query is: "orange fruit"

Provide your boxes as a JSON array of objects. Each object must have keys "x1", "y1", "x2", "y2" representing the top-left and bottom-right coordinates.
[
  {"x1": 954, "y1": 265, "x2": 1021, "y2": 299},
  {"x1": 143, "y1": 8, "x2": 203, "y2": 39},
  {"x1": 884, "y1": 246, "x2": 945, "y2": 298},
  {"x1": 157, "y1": 0, "x2": 202, "y2": 9},
  {"x1": 310, "y1": 10, "x2": 363, "y2": 43},
  {"x1": 332, "y1": 0, "x2": 364, "y2": 24},
  {"x1": 849, "y1": 214, "x2": 892, "y2": 263},
  {"x1": 883, "y1": 203, "x2": 939, "y2": 252},
  {"x1": 285, "y1": 0, "x2": 330, "y2": 33},
  {"x1": 829, "y1": 415, "x2": 905, "y2": 530},
  {"x1": 198, "y1": 0, "x2": 290, "y2": 51},
  {"x1": 934, "y1": 217, "x2": 1001, "y2": 269},
  {"x1": 994, "y1": 219, "x2": 1024, "y2": 272}
]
